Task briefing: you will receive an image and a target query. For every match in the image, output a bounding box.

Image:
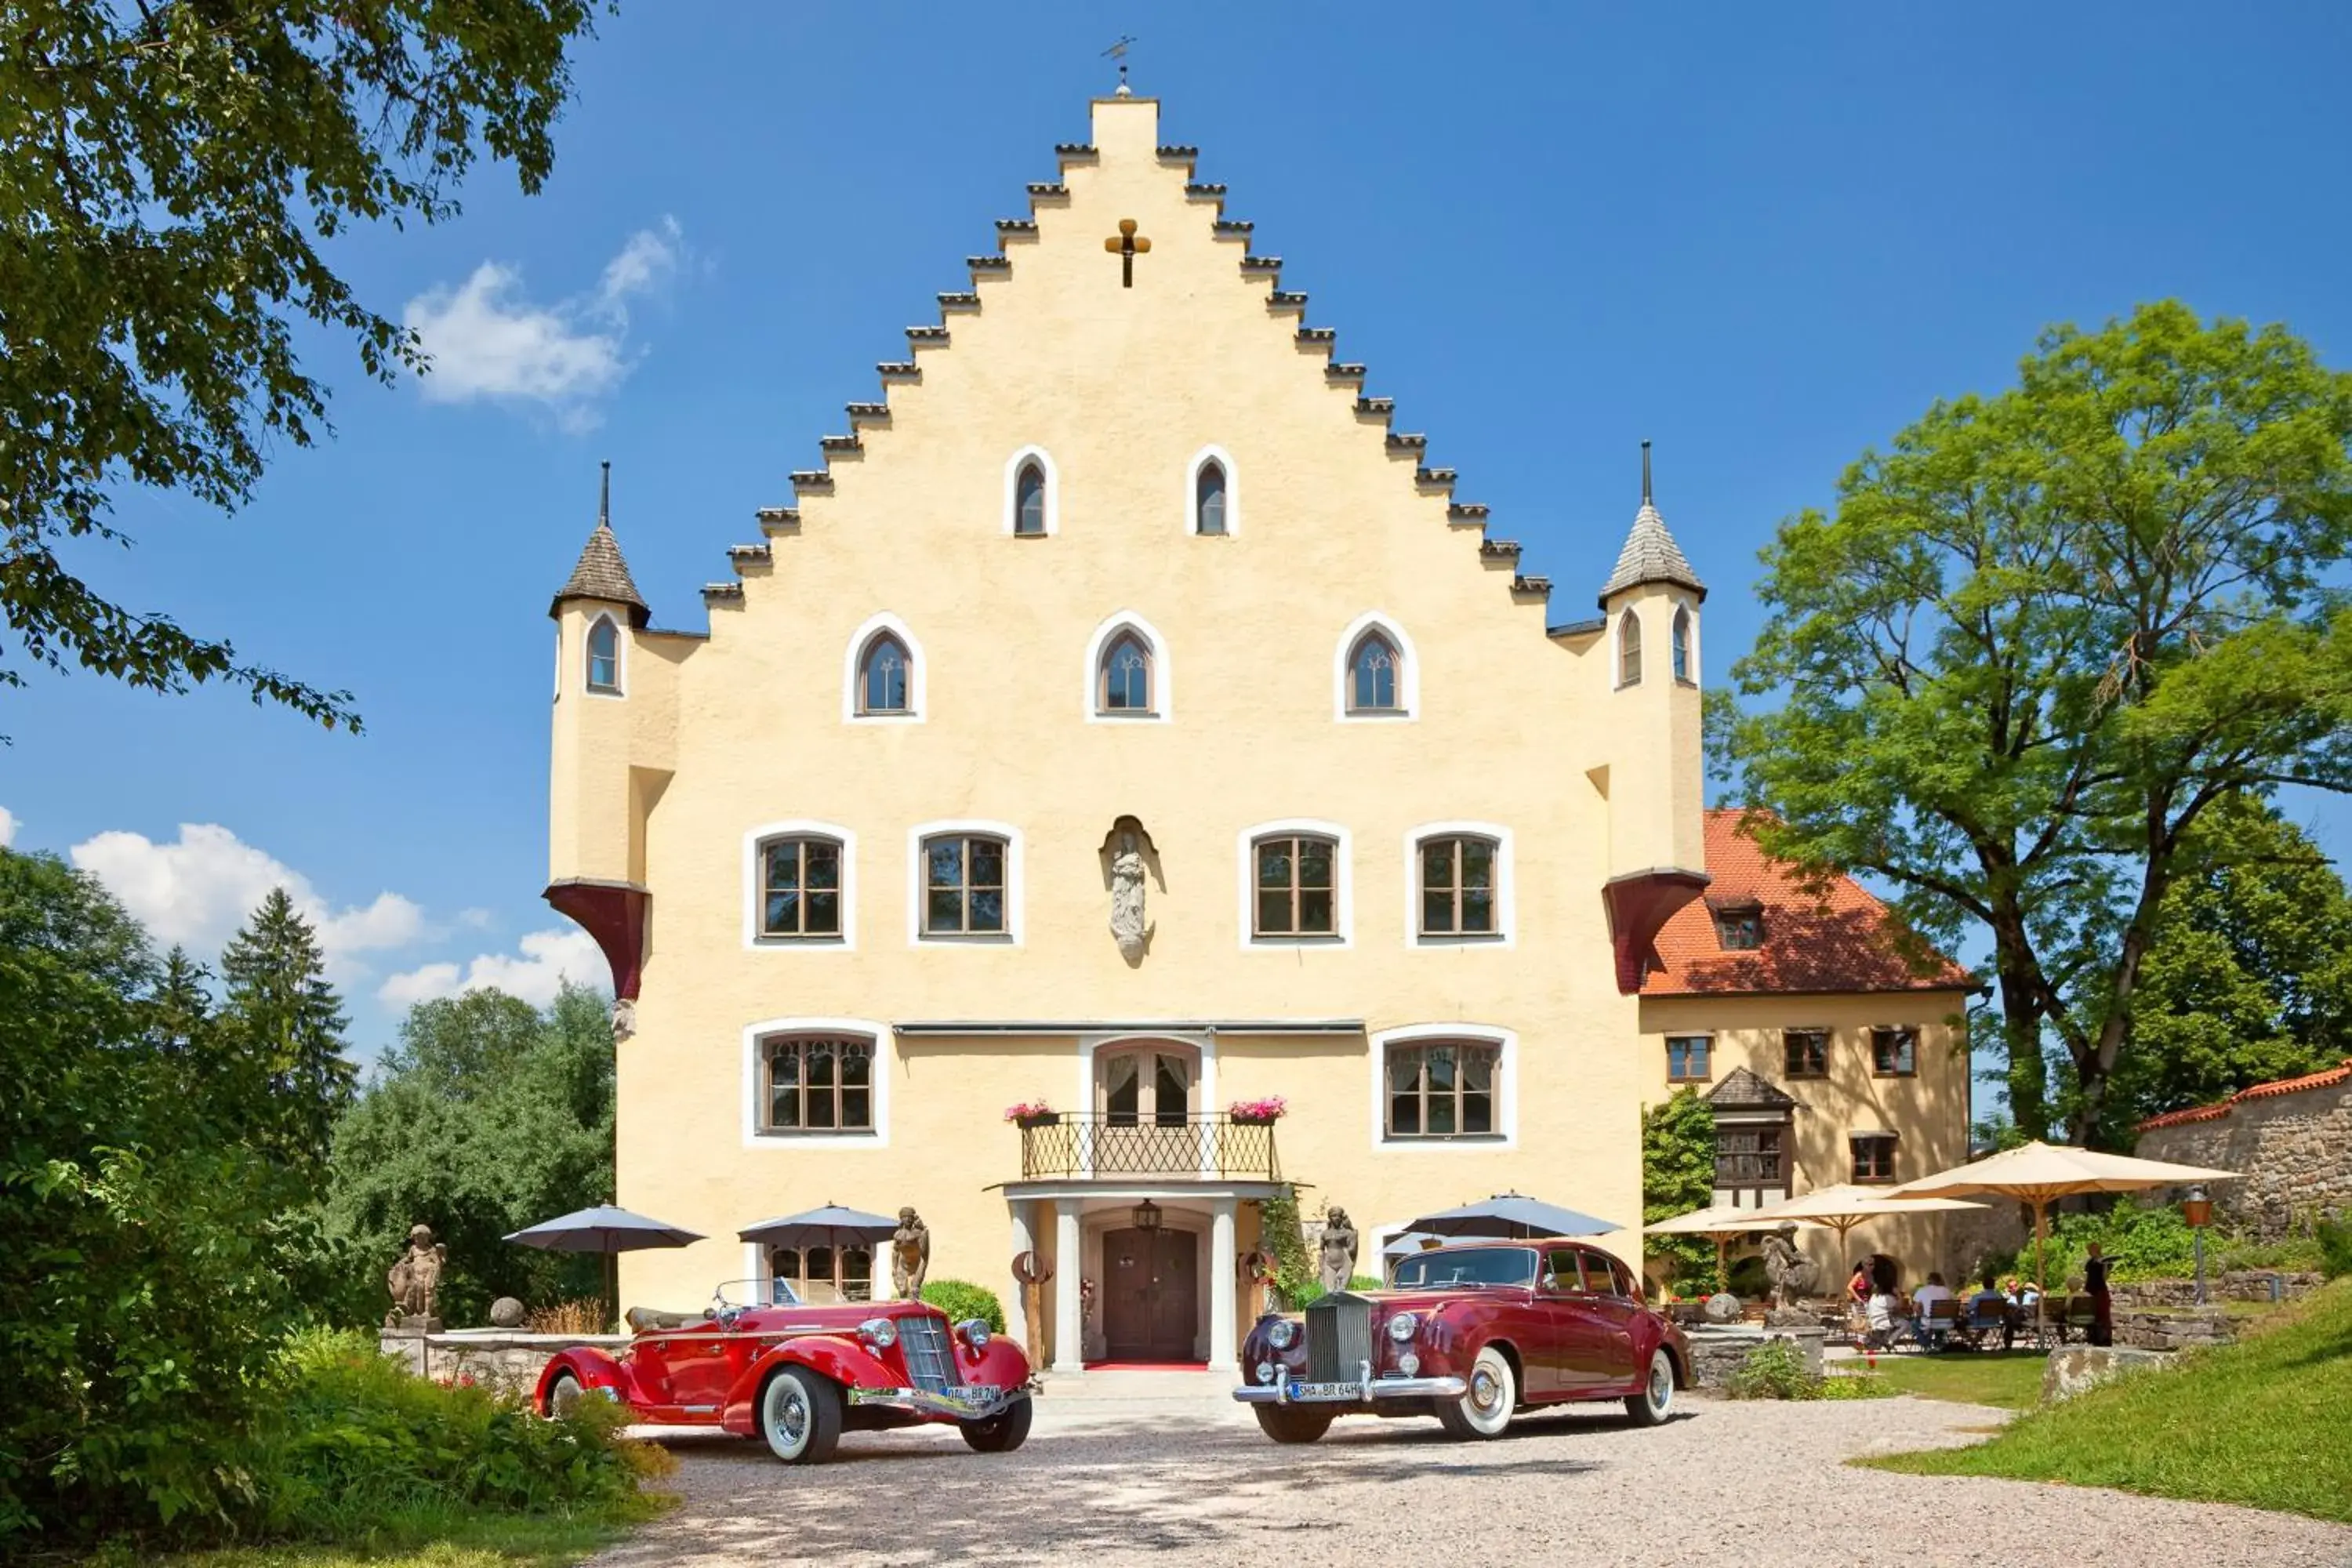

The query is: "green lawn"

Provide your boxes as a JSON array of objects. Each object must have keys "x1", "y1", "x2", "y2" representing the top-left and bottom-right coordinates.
[
  {"x1": 75, "y1": 1505, "x2": 650, "y2": 1568},
  {"x1": 1835, "y1": 1350, "x2": 2049, "y2": 1410},
  {"x1": 1864, "y1": 1279, "x2": 2352, "y2": 1523}
]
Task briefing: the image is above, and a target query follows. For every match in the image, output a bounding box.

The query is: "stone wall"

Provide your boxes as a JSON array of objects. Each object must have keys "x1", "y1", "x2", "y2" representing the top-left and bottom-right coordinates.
[
  {"x1": 2109, "y1": 1272, "x2": 2323, "y2": 1309},
  {"x1": 380, "y1": 1330, "x2": 630, "y2": 1398},
  {"x1": 1681, "y1": 1326, "x2": 1826, "y2": 1389},
  {"x1": 2136, "y1": 1072, "x2": 2352, "y2": 1238},
  {"x1": 2111, "y1": 1310, "x2": 2233, "y2": 1352}
]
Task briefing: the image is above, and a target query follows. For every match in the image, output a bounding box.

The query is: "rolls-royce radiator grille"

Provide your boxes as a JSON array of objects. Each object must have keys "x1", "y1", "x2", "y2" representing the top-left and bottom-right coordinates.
[
  {"x1": 1304, "y1": 1292, "x2": 1372, "y2": 1385},
  {"x1": 898, "y1": 1316, "x2": 962, "y2": 1392}
]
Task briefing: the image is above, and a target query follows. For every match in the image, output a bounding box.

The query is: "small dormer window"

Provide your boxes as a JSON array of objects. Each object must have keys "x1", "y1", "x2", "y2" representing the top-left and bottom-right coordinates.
[
  {"x1": 1713, "y1": 905, "x2": 1762, "y2": 950},
  {"x1": 586, "y1": 616, "x2": 620, "y2": 694}
]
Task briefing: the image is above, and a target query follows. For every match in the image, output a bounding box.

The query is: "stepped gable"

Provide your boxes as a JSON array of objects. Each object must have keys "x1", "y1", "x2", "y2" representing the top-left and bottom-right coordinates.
[
  {"x1": 740, "y1": 96, "x2": 1551, "y2": 617},
  {"x1": 1599, "y1": 443, "x2": 1704, "y2": 606},
  {"x1": 551, "y1": 464, "x2": 650, "y2": 626},
  {"x1": 1641, "y1": 811, "x2": 1971, "y2": 996}
]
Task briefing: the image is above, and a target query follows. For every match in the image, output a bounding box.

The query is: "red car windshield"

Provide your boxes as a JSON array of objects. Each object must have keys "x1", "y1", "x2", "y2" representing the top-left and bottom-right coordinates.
[{"x1": 1390, "y1": 1247, "x2": 1537, "y2": 1290}]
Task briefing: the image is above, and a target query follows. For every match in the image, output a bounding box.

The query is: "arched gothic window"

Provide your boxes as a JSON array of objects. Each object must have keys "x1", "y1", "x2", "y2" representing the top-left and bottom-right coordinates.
[
  {"x1": 1348, "y1": 631, "x2": 1400, "y2": 713},
  {"x1": 1014, "y1": 461, "x2": 1047, "y2": 536},
  {"x1": 1195, "y1": 460, "x2": 1228, "y2": 535},
  {"x1": 586, "y1": 616, "x2": 620, "y2": 694},
  {"x1": 857, "y1": 633, "x2": 910, "y2": 716},
  {"x1": 1098, "y1": 632, "x2": 1153, "y2": 715},
  {"x1": 1671, "y1": 605, "x2": 1693, "y2": 683},
  {"x1": 1618, "y1": 609, "x2": 1643, "y2": 687}
]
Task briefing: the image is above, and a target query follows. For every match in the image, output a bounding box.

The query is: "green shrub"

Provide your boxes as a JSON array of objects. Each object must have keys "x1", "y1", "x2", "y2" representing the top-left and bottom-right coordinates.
[
  {"x1": 1724, "y1": 1338, "x2": 1820, "y2": 1400},
  {"x1": 252, "y1": 1330, "x2": 663, "y2": 1537},
  {"x1": 2318, "y1": 1220, "x2": 2352, "y2": 1282},
  {"x1": 920, "y1": 1279, "x2": 1005, "y2": 1334},
  {"x1": 1999, "y1": 1202, "x2": 2199, "y2": 1287}
]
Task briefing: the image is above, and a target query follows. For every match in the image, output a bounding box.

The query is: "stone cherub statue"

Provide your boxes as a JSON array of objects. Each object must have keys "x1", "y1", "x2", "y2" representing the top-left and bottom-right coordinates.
[
  {"x1": 1109, "y1": 829, "x2": 1148, "y2": 960},
  {"x1": 1760, "y1": 1224, "x2": 1820, "y2": 1308},
  {"x1": 891, "y1": 1207, "x2": 931, "y2": 1300},
  {"x1": 386, "y1": 1223, "x2": 447, "y2": 1328},
  {"x1": 1318, "y1": 1207, "x2": 1360, "y2": 1294}
]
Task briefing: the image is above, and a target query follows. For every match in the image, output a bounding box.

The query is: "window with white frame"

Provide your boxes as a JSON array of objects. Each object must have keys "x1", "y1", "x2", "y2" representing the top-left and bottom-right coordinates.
[
  {"x1": 1617, "y1": 608, "x2": 1643, "y2": 686},
  {"x1": 1097, "y1": 631, "x2": 1154, "y2": 716},
  {"x1": 586, "y1": 616, "x2": 620, "y2": 694},
  {"x1": 1671, "y1": 604, "x2": 1694, "y2": 683},
  {"x1": 758, "y1": 1033, "x2": 876, "y2": 1134},
  {"x1": 1347, "y1": 630, "x2": 1402, "y2": 714},
  {"x1": 757, "y1": 835, "x2": 844, "y2": 941},
  {"x1": 855, "y1": 633, "x2": 911, "y2": 716},
  {"x1": 922, "y1": 833, "x2": 1008, "y2": 937},
  {"x1": 1418, "y1": 833, "x2": 1500, "y2": 938},
  {"x1": 1253, "y1": 833, "x2": 1338, "y2": 938},
  {"x1": 1385, "y1": 1039, "x2": 1501, "y2": 1140},
  {"x1": 1195, "y1": 459, "x2": 1228, "y2": 535}
]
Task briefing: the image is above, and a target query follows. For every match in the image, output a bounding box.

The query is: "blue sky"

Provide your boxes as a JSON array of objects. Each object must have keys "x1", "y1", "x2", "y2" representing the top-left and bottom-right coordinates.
[{"x1": 5, "y1": 2, "x2": 2350, "y2": 1056}]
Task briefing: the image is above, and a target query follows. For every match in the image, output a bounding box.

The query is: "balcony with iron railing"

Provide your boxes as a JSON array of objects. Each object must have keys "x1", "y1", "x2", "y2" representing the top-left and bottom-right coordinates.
[{"x1": 1016, "y1": 1112, "x2": 1280, "y2": 1182}]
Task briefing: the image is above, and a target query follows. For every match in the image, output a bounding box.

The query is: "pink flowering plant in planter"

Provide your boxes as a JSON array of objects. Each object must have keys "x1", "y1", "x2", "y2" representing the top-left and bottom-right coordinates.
[
  {"x1": 1227, "y1": 1096, "x2": 1287, "y2": 1126},
  {"x1": 1004, "y1": 1101, "x2": 1057, "y2": 1127}
]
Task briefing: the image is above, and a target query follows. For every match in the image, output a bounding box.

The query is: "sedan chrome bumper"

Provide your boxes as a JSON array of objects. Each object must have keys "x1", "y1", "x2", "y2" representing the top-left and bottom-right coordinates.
[
  {"x1": 847, "y1": 1383, "x2": 1022, "y2": 1420},
  {"x1": 1232, "y1": 1361, "x2": 1468, "y2": 1406}
]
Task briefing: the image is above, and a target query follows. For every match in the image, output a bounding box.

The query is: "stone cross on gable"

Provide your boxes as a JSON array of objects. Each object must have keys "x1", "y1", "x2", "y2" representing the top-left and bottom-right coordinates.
[{"x1": 1103, "y1": 218, "x2": 1151, "y2": 288}]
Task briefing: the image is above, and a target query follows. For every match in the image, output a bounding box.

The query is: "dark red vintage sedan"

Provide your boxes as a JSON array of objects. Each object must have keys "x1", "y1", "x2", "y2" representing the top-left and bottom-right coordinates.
[
  {"x1": 533, "y1": 1279, "x2": 1033, "y2": 1464},
  {"x1": 1233, "y1": 1240, "x2": 1688, "y2": 1443}
]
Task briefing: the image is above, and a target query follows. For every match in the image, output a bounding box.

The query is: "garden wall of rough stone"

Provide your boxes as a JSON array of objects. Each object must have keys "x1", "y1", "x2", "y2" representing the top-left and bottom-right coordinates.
[
  {"x1": 2110, "y1": 1272, "x2": 2323, "y2": 1308},
  {"x1": 380, "y1": 1330, "x2": 626, "y2": 1397},
  {"x1": 2136, "y1": 1073, "x2": 2352, "y2": 1238}
]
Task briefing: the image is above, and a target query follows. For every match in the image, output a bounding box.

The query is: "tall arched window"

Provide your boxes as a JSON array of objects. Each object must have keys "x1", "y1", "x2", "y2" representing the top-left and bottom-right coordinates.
[
  {"x1": 1671, "y1": 605, "x2": 1693, "y2": 683},
  {"x1": 1617, "y1": 609, "x2": 1643, "y2": 687},
  {"x1": 1195, "y1": 460, "x2": 1228, "y2": 535},
  {"x1": 1348, "y1": 631, "x2": 1400, "y2": 713},
  {"x1": 1098, "y1": 632, "x2": 1153, "y2": 715},
  {"x1": 585, "y1": 616, "x2": 620, "y2": 694},
  {"x1": 1014, "y1": 461, "x2": 1047, "y2": 536},
  {"x1": 857, "y1": 633, "x2": 909, "y2": 716}
]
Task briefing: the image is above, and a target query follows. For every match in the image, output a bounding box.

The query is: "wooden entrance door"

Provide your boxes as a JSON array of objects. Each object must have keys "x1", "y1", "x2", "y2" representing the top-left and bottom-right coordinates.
[{"x1": 1102, "y1": 1226, "x2": 1200, "y2": 1361}]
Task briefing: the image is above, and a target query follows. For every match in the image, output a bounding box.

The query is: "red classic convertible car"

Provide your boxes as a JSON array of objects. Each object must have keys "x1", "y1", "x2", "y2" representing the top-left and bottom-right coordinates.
[
  {"x1": 1233, "y1": 1240, "x2": 1688, "y2": 1443},
  {"x1": 534, "y1": 1279, "x2": 1033, "y2": 1464}
]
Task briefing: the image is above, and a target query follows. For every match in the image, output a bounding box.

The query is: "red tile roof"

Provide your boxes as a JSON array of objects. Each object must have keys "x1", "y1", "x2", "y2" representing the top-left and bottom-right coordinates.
[
  {"x1": 1639, "y1": 811, "x2": 1973, "y2": 997},
  {"x1": 2136, "y1": 1058, "x2": 2352, "y2": 1131}
]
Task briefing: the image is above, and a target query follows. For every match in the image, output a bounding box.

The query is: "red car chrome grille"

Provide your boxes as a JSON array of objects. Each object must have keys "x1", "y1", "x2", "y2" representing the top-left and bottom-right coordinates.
[{"x1": 898, "y1": 1316, "x2": 962, "y2": 1392}]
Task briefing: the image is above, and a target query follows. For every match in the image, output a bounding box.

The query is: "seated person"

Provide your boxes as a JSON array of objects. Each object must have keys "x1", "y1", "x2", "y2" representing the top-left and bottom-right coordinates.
[
  {"x1": 1862, "y1": 1287, "x2": 1906, "y2": 1351},
  {"x1": 1964, "y1": 1272, "x2": 2011, "y2": 1346},
  {"x1": 1910, "y1": 1272, "x2": 1955, "y2": 1348}
]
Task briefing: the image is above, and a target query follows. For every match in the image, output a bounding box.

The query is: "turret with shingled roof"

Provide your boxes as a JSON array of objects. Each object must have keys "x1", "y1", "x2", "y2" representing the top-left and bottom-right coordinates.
[
  {"x1": 1599, "y1": 441, "x2": 1705, "y2": 607},
  {"x1": 551, "y1": 461, "x2": 650, "y2": 626}
]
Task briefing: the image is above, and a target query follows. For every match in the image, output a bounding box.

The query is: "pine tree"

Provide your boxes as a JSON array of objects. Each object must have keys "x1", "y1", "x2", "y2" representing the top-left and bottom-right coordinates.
[
  {"x1": 149, "y1": 946, "x2": 210, "y2": 1059},
  {"x1": 219, "y1": 888, "x2": 355, "y2": 1172}
]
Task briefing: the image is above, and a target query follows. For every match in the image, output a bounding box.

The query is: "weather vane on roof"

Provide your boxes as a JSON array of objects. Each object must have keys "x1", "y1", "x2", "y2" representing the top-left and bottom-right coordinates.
[{"x1": 1103, "y1": 35, "x2": 1137, "y2": 96}]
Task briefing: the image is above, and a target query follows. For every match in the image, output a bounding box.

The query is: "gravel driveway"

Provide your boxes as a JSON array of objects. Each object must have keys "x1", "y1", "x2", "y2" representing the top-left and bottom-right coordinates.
[{"x1": 588, "y1": 1388, "x2": 2351, "y2": 1567}]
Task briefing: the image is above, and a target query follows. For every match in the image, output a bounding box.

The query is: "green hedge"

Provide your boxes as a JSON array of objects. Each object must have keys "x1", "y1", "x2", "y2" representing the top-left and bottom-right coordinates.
[{"x1": 920, "y1": 1279, "x2": 1005, "y2": 1334}]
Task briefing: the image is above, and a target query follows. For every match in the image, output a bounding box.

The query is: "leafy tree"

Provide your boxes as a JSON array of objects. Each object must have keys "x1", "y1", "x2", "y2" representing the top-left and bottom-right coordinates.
[
  {"x1": 325, "y1": 982, "x2": 615, "y2": 1324},
  {"x1": 1, "y1": 0, "x2": 602, "y2": 728},
  {"x1": 218, "y1": 889, "x2": 357, "y2": 1173},
  {"x1": 0, "y1": 849, "x2": 328, "y2": 1544},
  {"x1": 2106, "y1": 795, "x2": 2352, "y2": 1141},
  {"x1": 1717, "y1": 302, "x2": 2352, "y2": 1142},
  {"x1": 1642, "y1": 1089, "x2": 1721, "y2": 1293}
]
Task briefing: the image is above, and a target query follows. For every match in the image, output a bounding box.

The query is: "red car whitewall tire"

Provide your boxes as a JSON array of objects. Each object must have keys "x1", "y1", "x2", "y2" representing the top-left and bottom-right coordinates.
[
  {"x1": 958, "y1": 1396, "x2": 1034, "y2": 1453},
  {"x1": 760, "y1": 1366, "x2": 844, "y2": 1464},
  {"x1": 1434, "y1": 1345, "x2": 1515, "y2": 1439}
]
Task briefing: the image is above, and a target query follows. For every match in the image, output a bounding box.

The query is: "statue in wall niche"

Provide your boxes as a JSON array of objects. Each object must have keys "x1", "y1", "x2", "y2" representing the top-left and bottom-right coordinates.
[
  {"x1": 1761, "y1": 1224, "x2": 1820, "y2": 1308},
  {"x1": 891, "y1": 1207, "x2": 931, "y2": 1300},
  {"x1": 610, "y1": 997, "x2": 637, "y2": 1044},
  {"x1": 1318, "y1": 1207, "x2": 1360, "y2": 1294},
  {"x1": 386, "y1": 1224, "x2": 448, "y2": 1329},
  {"x1": 1109, "y1": 830, "x2": 1148, "y2": 959}
]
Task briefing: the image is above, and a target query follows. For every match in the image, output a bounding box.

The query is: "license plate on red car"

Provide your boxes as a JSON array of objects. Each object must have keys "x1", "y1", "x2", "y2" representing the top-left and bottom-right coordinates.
[{"x1": 1287, "y1": 1381, "x2": 1359, "y2": 1402}]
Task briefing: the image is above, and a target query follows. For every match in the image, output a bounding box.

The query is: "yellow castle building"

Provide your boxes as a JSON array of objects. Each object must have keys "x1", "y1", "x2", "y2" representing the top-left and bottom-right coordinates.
[{"x1": 542, "y1": 93, "x2": 1970, "y2": 1368}]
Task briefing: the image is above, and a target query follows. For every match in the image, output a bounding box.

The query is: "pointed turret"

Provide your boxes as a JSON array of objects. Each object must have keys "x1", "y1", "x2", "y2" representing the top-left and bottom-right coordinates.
[
  {"x1": 551, "y1": 462, "x2": 651, "y2": 625},
  {"x1": 1598, "y1": 441, "x2": 1704, "y2": 607}
]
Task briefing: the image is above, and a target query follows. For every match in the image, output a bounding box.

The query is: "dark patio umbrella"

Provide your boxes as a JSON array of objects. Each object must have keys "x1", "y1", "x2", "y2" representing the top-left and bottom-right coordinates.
[
  {"x1": 735, "y1": 1202, "x2": 899, "y2": 1250},
  {"x1": 1400, "y1": 1192, "x2": 1622, "y2": 1240},
  {"x1": 503, "y1": 1205, "x2": 706, "y2": 1327}
]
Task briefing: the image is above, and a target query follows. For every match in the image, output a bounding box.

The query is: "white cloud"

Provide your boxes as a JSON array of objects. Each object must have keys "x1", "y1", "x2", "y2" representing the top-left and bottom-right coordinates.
[
  {"x1": 0, "y1": 805, "x2": 16, "y2": 848},
  {"x1": 456, "y1": 906, "x2": 495, "y2": 930},
  {"x1": 70, "y1": 822, "x2": 426, "y2": 983},
  {"x1": 405, "y1": 218, "x2": 684, "y2": 426},
  {"x1": 378, "y1": 927, "x2": 607, "y2": 1011}
]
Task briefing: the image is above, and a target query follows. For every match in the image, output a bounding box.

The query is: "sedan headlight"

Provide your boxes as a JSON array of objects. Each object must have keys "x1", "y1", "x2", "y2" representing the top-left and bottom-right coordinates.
[
  {"x1": 858, "y1": 1316, "x2": 897, "y2": 1348},
  {"x1": 956, "y1": 1318, "x2": 991, "y2": 1350},
  {"x1": 1265, "y1": 1318, "x2": 1298, "y2": 1351},
  {"x1": 1388, "y1": 1312, "x2": 1420, "y2": 1343}
]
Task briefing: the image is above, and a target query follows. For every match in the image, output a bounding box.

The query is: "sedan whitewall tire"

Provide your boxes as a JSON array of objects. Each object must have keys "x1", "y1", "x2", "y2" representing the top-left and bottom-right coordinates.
[
  {"x1": 1624, "y1": 1348, "x2": 1675, "y2": 1426},
  {"x1": 1435, "y1": 1345, "x2": 1515, "y2": 1439}
]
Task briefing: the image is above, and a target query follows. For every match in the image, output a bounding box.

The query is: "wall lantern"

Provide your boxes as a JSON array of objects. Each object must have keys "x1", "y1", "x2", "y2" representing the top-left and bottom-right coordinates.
[
  {"x1": 2182, "y1": 1183, "x2": 2212, "y2": 1229},
  {"x1": 1131, "y1": 1198, "x2": 1163, "y2": 1232}
]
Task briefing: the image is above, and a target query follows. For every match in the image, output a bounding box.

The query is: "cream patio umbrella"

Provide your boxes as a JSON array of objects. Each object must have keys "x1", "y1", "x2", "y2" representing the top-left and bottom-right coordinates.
[
  {"x1": 1643, "y1": 1203, "x2": 1821, "y2": 1294},
  {"x1": 1881, "y1": 1141, "x2": 2239, "y2": 1300},
  {"x1": 1747, "y1": 1184, "x2": 1990, "y2": 1257}
]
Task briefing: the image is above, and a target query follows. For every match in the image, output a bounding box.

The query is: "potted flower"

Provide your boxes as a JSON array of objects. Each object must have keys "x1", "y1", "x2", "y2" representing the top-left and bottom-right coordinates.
[
  {"x1": 1227, "y1": 1096, "x2": 1287, "y2": 1126},
  {"x1": 1004, "y1": 1100, "x2": 1058, "y2": 1130}
]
